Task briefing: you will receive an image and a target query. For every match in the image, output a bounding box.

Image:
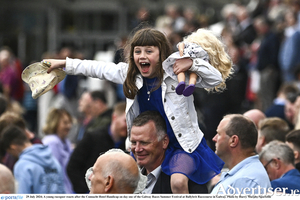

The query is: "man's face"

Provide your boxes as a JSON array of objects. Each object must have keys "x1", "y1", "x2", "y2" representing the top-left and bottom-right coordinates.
[
  {"x1": 88, "y1": 157, "x2": 106, "y2": 194},
  {"x1": 213, "y1": 117, "x2": 231, "y2": 160},
  {"x1": 260, "y1": 158, "x2": 278, "y2": 181},
  {"x1": 285, "y1": 101, "x2": 296, "y2": 124},
  {"x1": 6, "y1": 146, "x2": 19, "y2": 158},
  {"x1": 78, "y1": 92, "x2": 92, "y2": 113},
  {"x1": 130, "y1": 121, "x2": 168, "y2": 173}
]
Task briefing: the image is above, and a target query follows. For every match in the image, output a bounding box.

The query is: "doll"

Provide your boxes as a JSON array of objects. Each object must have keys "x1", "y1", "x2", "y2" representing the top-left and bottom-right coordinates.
[
  {"x1": 176, "y1": 42, "x2": 202, "y2": 96},
  {"x1": 165, "y1": 28, "x2": 233, "y2": 96}
]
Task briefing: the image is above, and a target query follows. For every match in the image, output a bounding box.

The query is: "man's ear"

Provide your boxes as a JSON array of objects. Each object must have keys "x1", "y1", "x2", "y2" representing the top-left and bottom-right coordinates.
[
  {"x1": 273, "y1": 158, "x2": 281, "y2": 170},
  {"x1": 294, "y1": 150, "x2": 299, "y2": 161},
  {"x1": 111, "y1": 113, "x2": 117, "y2": 122},
  {"x1": 8, "y1": 144, "x2": 17, "y2": 151},
  {"x1": 261, "y1": 136, "x2": 266, "y2": 147},
  {"x1": 162, "y1": 135, "x2": 169, "y2": 150},
  {"x1": 104, "y1": 175, "x2": 114, "y2": 193},
  {"x1": 229, "y1": 135, "x2": 239, "y2": 148}
]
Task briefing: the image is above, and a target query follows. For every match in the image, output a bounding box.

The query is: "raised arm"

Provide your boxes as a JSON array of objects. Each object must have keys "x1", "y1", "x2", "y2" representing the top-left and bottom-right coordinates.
[{"x1": 43, "y1": 58, "x2": 128, "y2": 85}]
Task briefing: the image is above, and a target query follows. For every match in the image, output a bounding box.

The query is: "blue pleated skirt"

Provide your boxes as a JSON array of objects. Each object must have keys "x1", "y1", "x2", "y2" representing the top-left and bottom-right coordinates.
[{"x1": 161, "y1": 137, "x2": 224, "y2": 184}]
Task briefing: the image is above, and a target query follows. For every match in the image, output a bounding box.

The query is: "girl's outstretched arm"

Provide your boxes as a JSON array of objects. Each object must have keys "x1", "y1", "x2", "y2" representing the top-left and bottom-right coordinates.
[{"x1": 43, "y1": 58, "x2": 127, "y2": 85}]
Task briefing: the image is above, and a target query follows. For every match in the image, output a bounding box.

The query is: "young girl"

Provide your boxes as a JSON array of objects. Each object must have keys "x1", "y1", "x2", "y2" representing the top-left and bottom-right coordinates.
[{"x1": 44, "y1": 27, "x2": 230, "y2": 193}]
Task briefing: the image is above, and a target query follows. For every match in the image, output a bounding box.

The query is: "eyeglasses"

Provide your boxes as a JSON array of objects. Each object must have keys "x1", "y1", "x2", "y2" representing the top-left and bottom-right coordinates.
[{"x1": 264, "y1": 158, "x2": 280, "y2": 170}]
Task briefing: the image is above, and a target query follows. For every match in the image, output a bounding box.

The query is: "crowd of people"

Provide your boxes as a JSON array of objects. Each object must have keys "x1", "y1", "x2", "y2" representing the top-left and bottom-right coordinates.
[{"x1": 1, "y1": 0, "x2": 300, "y2": 195}]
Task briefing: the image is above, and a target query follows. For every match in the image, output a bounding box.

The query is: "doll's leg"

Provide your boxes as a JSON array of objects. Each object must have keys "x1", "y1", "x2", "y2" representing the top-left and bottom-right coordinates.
[
  {"x1": 183, "y1": 72, "x2": 197, "y2": 96},
  {"x1": 176, "y1": 72, "x2": 186, "y2": 95},
  {"x1": 171, "y1": 173, "x2": 189, "y2": 194},
  {"x1": 183, "y1": 85, "x2": 195, "y2": 97}
]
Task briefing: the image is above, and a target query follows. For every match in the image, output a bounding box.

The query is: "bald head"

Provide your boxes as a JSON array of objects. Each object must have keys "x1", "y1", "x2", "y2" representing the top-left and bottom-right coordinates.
[
  {"x1": 243, "y1": 109, "x2": 266, "y2": 127},
  {"x1": 89, "y1": 149, "x2": 140, "y2": 194},
  {"x1": 0, "y1": 164, "x2": 15, "y2": 193}
]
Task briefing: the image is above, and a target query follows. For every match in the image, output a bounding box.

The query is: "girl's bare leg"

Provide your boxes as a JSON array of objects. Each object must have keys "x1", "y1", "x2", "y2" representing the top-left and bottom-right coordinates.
[{"x1": 171, "y1": 173, "x2": 189, "y2": 194}]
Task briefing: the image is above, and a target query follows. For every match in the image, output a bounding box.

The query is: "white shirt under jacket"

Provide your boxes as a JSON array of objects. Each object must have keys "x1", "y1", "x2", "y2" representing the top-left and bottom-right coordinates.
[{"x1": 65, "y1": 56, "x2": 222, "y2": 153}]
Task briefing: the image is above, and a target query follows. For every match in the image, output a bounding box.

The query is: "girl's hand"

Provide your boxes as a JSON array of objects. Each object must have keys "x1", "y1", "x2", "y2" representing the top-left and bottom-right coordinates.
[
  {"x1": 41, "y1": 59, "x2": 66, "y2": 73},
  {"x1": 173, "y1": 58, "x2": 193, "y2": 75}
]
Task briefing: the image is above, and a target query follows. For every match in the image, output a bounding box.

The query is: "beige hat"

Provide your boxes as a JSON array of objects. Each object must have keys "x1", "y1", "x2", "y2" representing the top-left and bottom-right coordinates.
[{"x1": 21, "y1": 62, "x2": 66, "y2": 99}]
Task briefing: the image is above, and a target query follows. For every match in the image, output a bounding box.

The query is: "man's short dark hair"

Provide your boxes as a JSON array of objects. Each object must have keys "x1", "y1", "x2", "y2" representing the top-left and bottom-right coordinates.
[
  {"x1": 225, "y1": 114, "x2": 258, "y2": 150},
  {"x1": 90, "y1": 91, "x2": 107, "y2": 104},
  {"x1": 0, "y1": 125, "x2": 29, "y2": 151},
  {"x1": 131, "y1": 111, "x2": 167, "y2": 141},
  {"x1": 286, "y1": 129, "x2": 300, "y2": 150},
  {"x1": 258, "y1": 117, "x2": 290, "y2": 143},
  {"x1": 0, "y1": 112, "x2": 27, "y2": 138}
]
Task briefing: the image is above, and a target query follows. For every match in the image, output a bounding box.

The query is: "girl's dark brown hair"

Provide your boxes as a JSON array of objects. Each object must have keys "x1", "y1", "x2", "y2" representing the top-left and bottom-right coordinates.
[{"x1": 123, "y1": 27, "x2": 172, "y2": 99}]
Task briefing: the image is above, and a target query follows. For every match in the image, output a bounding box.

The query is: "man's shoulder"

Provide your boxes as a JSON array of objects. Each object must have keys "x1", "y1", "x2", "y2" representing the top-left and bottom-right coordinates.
[
  {"x1": 152, "y1": 171, "x2": 172, "y2": 194},
  {"x1": 14, "y1": 158, "x2": 44, "y2": 176},
  {"x1": 86, "y1": 126, "x2": 110, "y2": 138},
  {"x1": 87, "y1": 109, "x2": 112, "y2": 132},
  {"x1": 219, "y1": 156, "x2": 270, "y2": 186},
  {"x1": 234, "y1": 156, "x2": 268, "y2": 178},
  {"x1": 275, "y1": 169, "x2": 300, "y2": 182},
  {"x1": 271, "y1": 171, "x2": 300, "y2": 190}
]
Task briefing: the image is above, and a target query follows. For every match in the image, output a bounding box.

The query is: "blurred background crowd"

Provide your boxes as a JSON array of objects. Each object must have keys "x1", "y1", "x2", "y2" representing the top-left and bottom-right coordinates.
[{"x1": 1, "y1": 0, "x2": 300, "y2": 194}]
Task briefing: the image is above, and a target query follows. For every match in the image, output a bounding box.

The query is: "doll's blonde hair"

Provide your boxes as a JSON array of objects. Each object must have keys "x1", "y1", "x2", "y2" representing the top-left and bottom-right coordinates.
[{"x1": 184, "y1": 28, "x2": 233, "y2": 92}]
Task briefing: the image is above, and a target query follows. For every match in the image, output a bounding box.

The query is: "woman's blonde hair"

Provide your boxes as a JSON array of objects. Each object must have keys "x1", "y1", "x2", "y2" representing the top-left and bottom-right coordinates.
[
  {"x1": 184, "y1": 28, "x2": 233, "y2": 92},
  {"x1": 43, "y1": 108, "x2": 72, "y2": 135},
  {"x1": 123, "y1": 27, "x2": 172, "y2": 99}
]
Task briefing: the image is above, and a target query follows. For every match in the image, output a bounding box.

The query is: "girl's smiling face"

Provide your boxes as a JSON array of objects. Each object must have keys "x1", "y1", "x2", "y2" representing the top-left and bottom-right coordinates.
[{"x1": 133, "y1": 46, "x2": 160, "y2": 78}]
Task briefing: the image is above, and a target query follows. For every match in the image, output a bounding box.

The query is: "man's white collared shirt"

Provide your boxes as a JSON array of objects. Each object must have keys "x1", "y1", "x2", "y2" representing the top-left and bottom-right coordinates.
[{"x1": 142, "y1": 166, "x2": 161, "y2": 194}]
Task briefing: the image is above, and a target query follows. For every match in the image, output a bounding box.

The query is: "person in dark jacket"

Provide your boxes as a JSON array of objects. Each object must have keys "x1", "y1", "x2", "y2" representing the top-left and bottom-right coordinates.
[{"x1": 66, "y1": 102, "x2": 127, "y2": 193}]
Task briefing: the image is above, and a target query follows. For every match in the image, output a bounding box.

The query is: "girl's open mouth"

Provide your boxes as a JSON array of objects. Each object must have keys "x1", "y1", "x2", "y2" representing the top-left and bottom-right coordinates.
[{"x1": 140, "y1": 62, "x2": 150, "y2": 73}]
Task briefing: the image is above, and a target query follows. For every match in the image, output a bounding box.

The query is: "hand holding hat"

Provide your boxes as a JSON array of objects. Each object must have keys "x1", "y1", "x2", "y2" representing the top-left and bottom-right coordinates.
[
  {"x1": 42, "y1": 59, "x2": 67, "y2": 73},
  {"x1": 21, "y1": 60, "x2": 66, "y2": 99}
]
